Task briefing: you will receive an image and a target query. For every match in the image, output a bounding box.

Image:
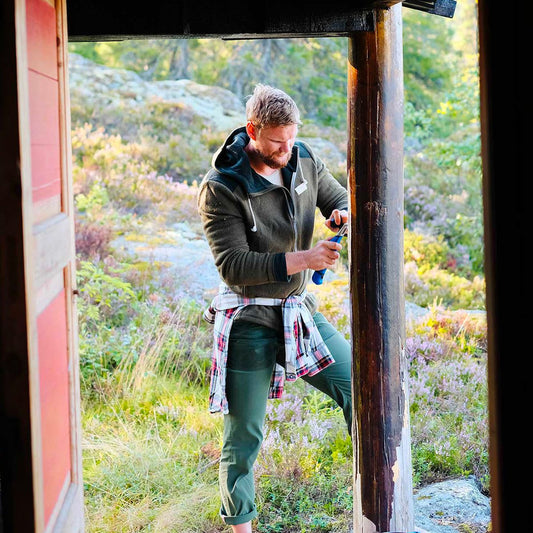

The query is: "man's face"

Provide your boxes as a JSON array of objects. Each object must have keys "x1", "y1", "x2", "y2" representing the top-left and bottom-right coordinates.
[{"x1": 252, "y1": 123, "x2": 298, "y2": 169}]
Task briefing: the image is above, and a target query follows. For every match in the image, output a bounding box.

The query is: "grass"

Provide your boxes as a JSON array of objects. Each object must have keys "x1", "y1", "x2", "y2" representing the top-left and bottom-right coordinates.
[
  {"x1": 82, "y1": 377, "x2": 226, "y2": 532},
  {"x1": 81, "y1": 372, "x2": 354, "y2": 532},
  {"x1": 80, "y1": 292, "x2": 488, "y2": 531},
  {"x1": 78, "y1": 242, "x2": 489, "y2": 531}
]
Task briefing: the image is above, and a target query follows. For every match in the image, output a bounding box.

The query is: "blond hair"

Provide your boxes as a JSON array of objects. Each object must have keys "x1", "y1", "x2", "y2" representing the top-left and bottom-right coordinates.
[{"x1": 245, "y1": 84, "x2": 301, "y2": 129}]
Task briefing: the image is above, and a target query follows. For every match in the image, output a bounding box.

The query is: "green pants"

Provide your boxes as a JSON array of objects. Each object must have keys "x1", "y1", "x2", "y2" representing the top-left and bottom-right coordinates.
[{"x1": 219, "y1": 312, "x2": 352, "y2": 526}]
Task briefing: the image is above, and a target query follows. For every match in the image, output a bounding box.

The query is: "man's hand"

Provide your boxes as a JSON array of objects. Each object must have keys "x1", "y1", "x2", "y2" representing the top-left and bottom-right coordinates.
[
  {"x1": 325, "y1": 209, "x2": 348, "y2": 232},
  {"x1": 286, "y1": 239, "x2": 342, "y2": 275},
  {"x1": 285, "y1": 209, "x2": 348, "y2": 275}
]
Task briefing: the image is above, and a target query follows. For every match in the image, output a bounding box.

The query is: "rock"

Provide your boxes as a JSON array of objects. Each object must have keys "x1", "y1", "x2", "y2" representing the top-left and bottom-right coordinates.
[
  {"x1": 68, "y1": 52, "x2": 245, "y2": 139},
  {"x1": 414, "y1": 478, "x2": 491, "y2": 533},
  {"x1": 110, "y1": 222, "x2": 220, "y2": 304},
  {"x1": 405, "y1": 300, "x2": 430, "y2": 322}
]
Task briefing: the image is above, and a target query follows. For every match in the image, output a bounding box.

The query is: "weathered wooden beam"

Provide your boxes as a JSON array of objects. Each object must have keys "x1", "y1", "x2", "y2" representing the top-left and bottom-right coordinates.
[
  {"x1": 66, "y1": 0, "x2": 388, "y2": 40},
  {"x1": 347, "y1": 5, "x2": 414, "y2": 532}
]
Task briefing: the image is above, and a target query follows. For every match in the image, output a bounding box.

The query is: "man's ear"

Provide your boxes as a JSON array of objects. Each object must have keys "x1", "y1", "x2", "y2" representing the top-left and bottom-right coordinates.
[{"x1": 246, "y1": 121, "x2": 257, "y2": 141}]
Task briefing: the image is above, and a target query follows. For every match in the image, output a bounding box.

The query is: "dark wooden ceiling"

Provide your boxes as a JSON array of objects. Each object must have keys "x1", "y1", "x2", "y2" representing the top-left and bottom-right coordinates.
[{"x1": 66, "y1": 0, "x2": 456, "y2": 41}]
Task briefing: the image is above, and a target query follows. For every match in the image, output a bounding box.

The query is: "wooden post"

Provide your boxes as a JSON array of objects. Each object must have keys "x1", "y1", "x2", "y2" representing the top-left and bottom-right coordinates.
[{"x1": 348, "y1": 5, "x2": 414, "y2": 532}]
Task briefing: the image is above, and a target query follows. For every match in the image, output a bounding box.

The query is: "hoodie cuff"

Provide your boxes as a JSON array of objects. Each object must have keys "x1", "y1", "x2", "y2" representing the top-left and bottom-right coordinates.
[{"x1": 273, "y1": 253, "x2": 291, "y2": 282}]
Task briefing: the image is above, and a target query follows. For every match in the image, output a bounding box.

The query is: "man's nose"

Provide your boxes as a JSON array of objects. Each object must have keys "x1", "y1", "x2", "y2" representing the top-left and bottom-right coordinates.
[{"x1": 280, "y1": 141, "x2": 292, "y2": 153}]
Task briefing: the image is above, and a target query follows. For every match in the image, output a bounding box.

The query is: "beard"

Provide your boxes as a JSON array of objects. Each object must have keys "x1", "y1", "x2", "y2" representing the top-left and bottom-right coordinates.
[{"x1": 255, "y1": 148, "x2": 292, "y2": 169}]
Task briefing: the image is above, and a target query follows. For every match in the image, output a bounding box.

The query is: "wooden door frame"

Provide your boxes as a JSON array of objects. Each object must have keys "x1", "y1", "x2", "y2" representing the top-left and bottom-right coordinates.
[
  {"x1": 4, "y1": 0, "x2": 526, "y2": 531},
  {"x1": 52, "y1": 0, "x2": 84, "y2": 530},
  {"x1": 0, "y1": 1, "x2": 83, "y2": 532}
]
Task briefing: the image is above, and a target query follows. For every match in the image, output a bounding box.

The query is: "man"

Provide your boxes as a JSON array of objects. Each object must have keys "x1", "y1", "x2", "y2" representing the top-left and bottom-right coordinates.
[{"x1": 197, "y1": 84, "x2": 352, "y2": 533}]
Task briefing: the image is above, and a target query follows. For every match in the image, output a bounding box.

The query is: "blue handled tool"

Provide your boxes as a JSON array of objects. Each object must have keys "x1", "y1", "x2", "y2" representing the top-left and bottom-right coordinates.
[{"x1": 312, "y1": 220, "x2": 348, "y2": 285}]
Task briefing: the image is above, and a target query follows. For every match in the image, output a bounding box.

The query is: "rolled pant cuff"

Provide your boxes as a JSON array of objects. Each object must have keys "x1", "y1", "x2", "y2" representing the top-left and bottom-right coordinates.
[{"x1": 221, "y1": 507, "x2": 257, "y2": 525}]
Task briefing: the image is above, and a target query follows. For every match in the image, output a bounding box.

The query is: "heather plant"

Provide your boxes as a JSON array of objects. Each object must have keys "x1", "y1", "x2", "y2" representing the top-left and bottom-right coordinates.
[
  {"x1": 71, "y1": 116, "x2": 212, "y2": 185},
  {"x1": 256, "y1": 390, "x2": 353, "y2": 532},
  {"x1": 404, "y1": 228, "x2": 451, "y2": 272},
  {"x1": 404, "y1": 261, "x2": 485, "y2": 310},
  {"x1": 72, "y1": 124, "x2": 202, "y2": 230},
  {"x1": 75, "y1": 219, "x2": 114, "y2": 261},
  {"x1": 407, "y1": 308, "x2": 489, "y2": 492}
]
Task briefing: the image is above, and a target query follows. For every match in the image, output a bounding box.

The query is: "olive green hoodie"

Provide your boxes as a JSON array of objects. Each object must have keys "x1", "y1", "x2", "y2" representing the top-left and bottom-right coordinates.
[{"x1": 197, "y1": 127, "x2": 348, "y2": 329}]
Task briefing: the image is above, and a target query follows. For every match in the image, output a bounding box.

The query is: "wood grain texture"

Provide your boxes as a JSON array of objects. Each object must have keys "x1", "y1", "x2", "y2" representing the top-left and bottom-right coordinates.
[
  {"x1": 66, "y1": 0, "x2": 382, "y2": 40},
  {"x1": 33, "y1": 213, "x2": 71, "y2": 289},
  {"x1": 348, "y1": 5, "x2": 413, "y2": 532}
]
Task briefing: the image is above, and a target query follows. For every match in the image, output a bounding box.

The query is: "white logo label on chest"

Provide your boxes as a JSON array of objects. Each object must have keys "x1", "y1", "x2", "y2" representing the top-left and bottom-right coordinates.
[{"x1": 295, "y1": 181, "x2": 308, "y2": 195}]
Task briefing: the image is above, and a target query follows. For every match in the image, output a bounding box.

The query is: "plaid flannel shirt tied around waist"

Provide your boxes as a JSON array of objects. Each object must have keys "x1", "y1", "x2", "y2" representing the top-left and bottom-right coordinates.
[{"x1": 203, "y1": 284, "x2": 335, "y2": 414}]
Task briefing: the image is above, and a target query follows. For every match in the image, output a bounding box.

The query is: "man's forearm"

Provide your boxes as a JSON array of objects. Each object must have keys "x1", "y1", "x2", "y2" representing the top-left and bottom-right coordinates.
[{"x1": 285, "y1": 250, "x2": 310, "y2": 276}]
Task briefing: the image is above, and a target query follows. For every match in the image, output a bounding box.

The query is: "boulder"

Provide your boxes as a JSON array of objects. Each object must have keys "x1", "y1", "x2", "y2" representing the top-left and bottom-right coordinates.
[
  {"x1": 68, "y1": 52, "x2": 245, "y2": 139},
  {"x1": 414, "y1": 478, "x2": 491, "y2": 533}
]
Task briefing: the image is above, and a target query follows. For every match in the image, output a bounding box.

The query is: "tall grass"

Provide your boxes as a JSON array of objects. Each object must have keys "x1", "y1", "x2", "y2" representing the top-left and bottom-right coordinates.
[{"x1": 82, "y1": 378, "x2": 225, "y2": 532}]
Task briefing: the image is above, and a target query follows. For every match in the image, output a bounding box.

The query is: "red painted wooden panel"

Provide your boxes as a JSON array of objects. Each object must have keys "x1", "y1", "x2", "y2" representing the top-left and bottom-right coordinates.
[
  {"x1": 37, "y1": 289, "x2": 71, "y2": 526},
  {"x1": 28, "y1": 70, "x2": 61, "y2": 203},
  {"x1": 26, "y1": 0, "x2": 58, "y2": 80}
]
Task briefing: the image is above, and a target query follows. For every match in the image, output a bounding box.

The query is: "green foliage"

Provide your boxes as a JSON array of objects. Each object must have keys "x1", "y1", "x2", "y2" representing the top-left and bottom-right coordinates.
[
  {"x1": 404, "y1": 229, "x2": 451, "y2": 272},
  {"x1": 255, "y1": 388, "x2": 352, "y2": 532},
  {"x1": 403, "y1": 0, "x2": 483, "y2": 276},
  {"x1": 405, "y1": 263, "x2": 486, "y2": 310},
  {"x1": 76, "y1": 257, "x2": 212, "y2": 391},
  {"x1": 76, "y1": 183, "x2": 109, "y2": 213},
  {"x1": 77, "y1": 261, "x2": 137, "y2": 327},
  {"x1": 404, "y1": 229, "x2": 485, "y2": 310},
  {"x1": 402, "y1": 8, "x2": 456, "y2": 110},
  {"x1": 71, "y1": 125, "x2": 203, "y2": 229},
  {"x1": 76, "y1": 260, "x2": 138, "y2": 380},
  {"x1": 403, "y1": 62, "x2": 483, "y2": 274}
]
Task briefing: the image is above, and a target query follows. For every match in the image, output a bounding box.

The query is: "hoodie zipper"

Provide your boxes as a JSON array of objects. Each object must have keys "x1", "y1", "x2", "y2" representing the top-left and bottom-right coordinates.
[
  {"x1": 288, "y1": 171, "x2": 298, "y2": 252},
  {"x1": 247, "y1": 196, "x2": 258, "y2": 232}
]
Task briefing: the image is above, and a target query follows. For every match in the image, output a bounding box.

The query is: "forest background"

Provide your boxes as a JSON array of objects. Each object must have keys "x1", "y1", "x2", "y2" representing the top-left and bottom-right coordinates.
[{"x1": 69, "y1": 0, "x2": 488, "y2": 531}]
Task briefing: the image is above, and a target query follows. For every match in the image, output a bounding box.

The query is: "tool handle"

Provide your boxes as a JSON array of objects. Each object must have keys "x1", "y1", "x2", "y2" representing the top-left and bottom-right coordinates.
[{"x1": 312, "y1": 234, "x2": 344, "y2": 285}]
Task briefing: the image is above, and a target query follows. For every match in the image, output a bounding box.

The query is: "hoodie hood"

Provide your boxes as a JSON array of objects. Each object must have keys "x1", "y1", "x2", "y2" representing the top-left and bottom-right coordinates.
[{"x1": 211, "y1": 126, "x2": 299, "y2": 194}]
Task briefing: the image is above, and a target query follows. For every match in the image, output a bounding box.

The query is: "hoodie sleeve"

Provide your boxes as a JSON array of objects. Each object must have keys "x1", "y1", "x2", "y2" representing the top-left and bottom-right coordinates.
[
  {"x1": 314, "y1": 153, "x2": 349, "y2": 218},
  {"x1": 198, "y1": 177, "x2": 288, "y2": 286}
]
